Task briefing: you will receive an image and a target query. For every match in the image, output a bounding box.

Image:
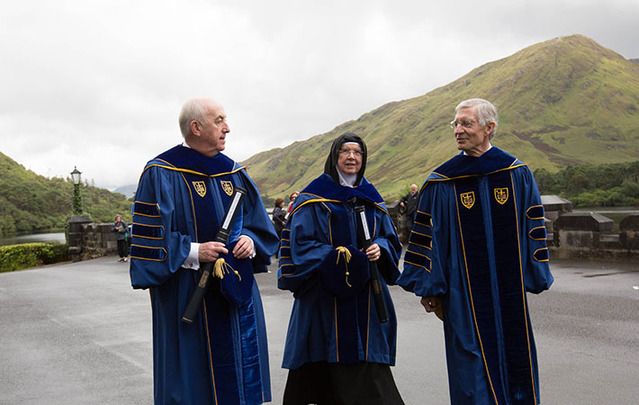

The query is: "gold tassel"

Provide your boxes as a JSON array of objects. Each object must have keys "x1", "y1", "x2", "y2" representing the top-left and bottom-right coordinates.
[
  {"x1": 213, "y1": 258, "x2": 242, "y2": 281},
  {"x1": 214, "y1": 259, "x2": 226, "y2": 279},
  {"x1": 335, "y1": 246, "x2": 352, "y2": 287}
]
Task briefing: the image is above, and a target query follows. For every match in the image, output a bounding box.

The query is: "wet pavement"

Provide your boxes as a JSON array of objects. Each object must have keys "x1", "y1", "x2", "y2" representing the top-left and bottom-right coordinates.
[{"x1": 1, "y1": 257, "x2": 638, "y2": 404}]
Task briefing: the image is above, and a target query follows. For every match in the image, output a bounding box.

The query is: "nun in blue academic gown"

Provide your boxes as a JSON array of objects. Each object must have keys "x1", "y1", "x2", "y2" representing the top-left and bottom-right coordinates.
[
  {"x1": 129, "y1": 98, "x2": 279, "y2": 405},
  {"x1": 397, "y1": 98, "x2": 554, "y2": 405},
  {"x1": 277, "y1": 133, "x2": 405, "y2": 405}
]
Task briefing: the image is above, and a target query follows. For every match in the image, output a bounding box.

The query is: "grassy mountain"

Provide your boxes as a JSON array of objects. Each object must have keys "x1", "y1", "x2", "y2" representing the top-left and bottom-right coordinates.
[
  {"x1": 0, "y1": 152, "x2": 132, "y2": 237},
  {"x1": 243, "y1": 35, "x2": 639, "y2": 201}
]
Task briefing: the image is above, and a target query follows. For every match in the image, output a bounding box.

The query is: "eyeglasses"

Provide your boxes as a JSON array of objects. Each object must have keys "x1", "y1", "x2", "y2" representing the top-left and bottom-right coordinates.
[
  {"x1": 338, "y1": 148, "x2": 363, "y2": 157},
  {"x1": 449, "y1": 119, "x2": 476, "y2": 129}
]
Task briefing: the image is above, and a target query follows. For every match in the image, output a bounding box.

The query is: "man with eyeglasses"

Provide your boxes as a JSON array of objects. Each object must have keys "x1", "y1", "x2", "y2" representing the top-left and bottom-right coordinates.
[{"x1": 398, "y1": 98, "x2": 554, "y2": 404}]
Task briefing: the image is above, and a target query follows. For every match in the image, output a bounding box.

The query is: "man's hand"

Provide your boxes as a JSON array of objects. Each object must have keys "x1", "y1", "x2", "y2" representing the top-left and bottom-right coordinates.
[
  {"x1": 365, "y1": 243, "x2": 381, "y2": 261},
  {"x1": 420, "y1": 296, "x2": 444, "y2": 321},
  {"x1": 233, "y1": 235, "x2": 255, "y2": 259},
  {"x1": 198, "y1": 242, "x2": 228, "y2": 262}
]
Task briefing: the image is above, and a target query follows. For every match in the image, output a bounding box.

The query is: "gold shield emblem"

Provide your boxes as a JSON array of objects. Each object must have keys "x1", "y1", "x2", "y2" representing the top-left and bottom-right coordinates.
[
  {"x1": 494, "y1": 187, "x2": 509, "y2": 205},
  {"x1": 221, "y1": 180, "x2": 234, "y2": 196},
  {"x1": 193, "y1": 181, "x2": 207, "y2": 198},
  {"x1": 460, "y1": 191, "x2": 475, "y2": 209}
]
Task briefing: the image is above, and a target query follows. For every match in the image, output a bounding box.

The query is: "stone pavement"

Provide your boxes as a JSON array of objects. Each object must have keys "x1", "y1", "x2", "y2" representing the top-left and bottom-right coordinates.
[{"x1": 1, "y1": 256, "x2": 638, "y2": 404}]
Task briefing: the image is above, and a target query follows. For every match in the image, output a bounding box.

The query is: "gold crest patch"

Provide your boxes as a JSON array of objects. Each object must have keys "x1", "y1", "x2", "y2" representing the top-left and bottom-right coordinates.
[
  {"x1": 193, "y1": 181, "x2": 206, "y2": 198},
  {"x1": 460, "y1": 191, "x2": 475, "y2": 209},
  {"x1": 494, "y1": 187, "x2": 509, "y2": 205},
  {"x1": 220, "y1": 180, "x2": 234, "y2": 196}
]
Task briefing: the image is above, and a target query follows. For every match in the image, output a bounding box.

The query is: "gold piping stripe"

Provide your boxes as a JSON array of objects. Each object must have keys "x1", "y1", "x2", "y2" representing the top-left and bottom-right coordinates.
[
  {"x1": 131, "y1": 222, "x2": 165, "y2": 240},
  {"x1": 281, "y1": 238, "x2": 290, "y2": 242},
  {"x1": 290, "y1": 198, "x2": 341, "y2": 216},
  {"x1": 510, "y1": 171, "x2": 538, "y2": 404},
  {"x1": 403, "y1": 259, "x2": 431, "y2": 273},
  {"x1": 453, "y1": 183, "x2": 500, "y2": 403},
  {"x1": 533, "y1": 247, "x2": 550, "y2": 263},
  {"x1": 410, "y1": 230, "x2": 432, "y2": 239},
  {"x1": 132, "y1": 212, "x2": 161, "y2": 218},
  {"x1": 297, "y1": 192, "x2": 389, "y2": 215},
  {"x1": 178, "y1": 172, "x2": 199, "y2": 242},
  {"x1": 526, "y1": 204, "x2": 545, "y2": 220},
  {"x1": 406, "y1": 249, "x2": 432, "y2": 262},
  {"x1": 410, "y1": 241, "x2": 432, "y2": 250},
  {"x1": 145, "y1": 162, "x2": 245, "y2": 178},
  {"x1": 129, "y1": 245, "x2": 168, "y2": 262},
  {"x1": 413, "y1": 220, "x2": 431, "y2": 228},
  {"x1": 134, "y1": 200, "x2": 160, "y2": 206},
  {"x1": 425, "y1": 164, "x2": 528, "y2": 190},
  {"x1": 528, "y1": 226, "x2": 547, "y2": 241},
  {"x1": 130, "y1": 255, "x2": 164, "y2": 262}
]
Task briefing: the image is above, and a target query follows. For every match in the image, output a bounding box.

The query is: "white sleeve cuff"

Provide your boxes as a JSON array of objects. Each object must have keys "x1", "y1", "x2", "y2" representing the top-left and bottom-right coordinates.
[{"x1": 183, "y1": 242, "x2": 200, "y2": 270}]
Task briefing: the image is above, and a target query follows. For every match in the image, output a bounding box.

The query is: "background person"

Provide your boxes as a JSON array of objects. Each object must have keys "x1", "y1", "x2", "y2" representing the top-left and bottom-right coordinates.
[
  {"x1": 399, "y1": 183, "x2": 419, "y2": 233},
  {"x1": 113, "y1": 215, "x2": 128, "y2": 262},
  {"x1": 272, "y1": 197, "x2": 287, "y2": 238}
]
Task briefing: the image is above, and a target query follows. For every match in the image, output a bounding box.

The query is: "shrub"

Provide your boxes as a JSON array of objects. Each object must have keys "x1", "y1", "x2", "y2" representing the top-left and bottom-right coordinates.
[{"x1": 0, "y1": 243, "x2": 69, "y2": 273}]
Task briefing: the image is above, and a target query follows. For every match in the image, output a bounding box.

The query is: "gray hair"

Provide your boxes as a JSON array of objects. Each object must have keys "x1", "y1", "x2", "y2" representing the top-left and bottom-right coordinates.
[
  {"x1": 455, "y1": 98, "x2": 498, "y2": 138},
  {"x1": 178, "y1": 98, "x2": 210, "y2": 138}
]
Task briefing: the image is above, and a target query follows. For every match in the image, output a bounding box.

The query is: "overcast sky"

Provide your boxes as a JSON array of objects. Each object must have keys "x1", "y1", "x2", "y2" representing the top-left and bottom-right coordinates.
[{"x1": 1, "y1": 0, "x2": 637, "y2": 189}]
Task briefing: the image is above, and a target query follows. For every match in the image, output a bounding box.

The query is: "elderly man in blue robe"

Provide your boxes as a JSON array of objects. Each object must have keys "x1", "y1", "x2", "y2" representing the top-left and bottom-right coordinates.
[
  {"x1": 129, "y1": 98, "x2": 278, "y2": 405},
  {"x1": 398, "y1": 98, "x2": 554, "y2": 405},
  {"x1": 278, "y1": 133, "x2": 405, "y2": 405}
]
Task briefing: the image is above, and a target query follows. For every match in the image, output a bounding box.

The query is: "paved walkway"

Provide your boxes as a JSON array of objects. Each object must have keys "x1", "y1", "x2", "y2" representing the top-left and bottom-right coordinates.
[{"x1": 1, "y1": 257, "x2": 638, "y2": 404}]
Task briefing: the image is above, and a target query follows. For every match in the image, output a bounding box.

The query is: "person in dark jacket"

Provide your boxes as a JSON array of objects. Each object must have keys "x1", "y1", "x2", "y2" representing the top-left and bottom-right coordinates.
[
  {"x1": 272, "y1": 197, "x2": 287, "y2": 237},
  {"x1": 113, "y1": 215, "x2": 128, "y2": 262}
]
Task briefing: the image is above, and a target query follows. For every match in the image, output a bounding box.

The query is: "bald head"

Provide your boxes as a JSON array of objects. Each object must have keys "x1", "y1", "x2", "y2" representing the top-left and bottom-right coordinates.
[
  {"x1": 179, "y1": 98, "x2": 230, "y2": 157},
  {"x1": 179, "y1": 98, "x2": 222, "y2": 138}
]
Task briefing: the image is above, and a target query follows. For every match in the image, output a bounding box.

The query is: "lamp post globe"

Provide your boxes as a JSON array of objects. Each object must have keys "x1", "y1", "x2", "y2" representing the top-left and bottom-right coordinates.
[
  {"x1": 71, "y1": 166, "x2": 83, "y2": 215},
  {"x1": 70, "y1": 166, "x2": 82, "y2": 185}
]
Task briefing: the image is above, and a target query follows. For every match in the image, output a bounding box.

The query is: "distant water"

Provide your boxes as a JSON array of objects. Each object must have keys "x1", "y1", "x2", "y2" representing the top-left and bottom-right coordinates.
[{"x1": 0, "y1": 232, "x2": 66, "y2": 247}]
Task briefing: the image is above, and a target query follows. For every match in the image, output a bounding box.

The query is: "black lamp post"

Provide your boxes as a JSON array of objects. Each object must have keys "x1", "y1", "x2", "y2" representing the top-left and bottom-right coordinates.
[
  {"x1": 70, "y1": 166, "x2": 83, "y2": 215},
  {"x1": 67, "y1": 166, "x2": 91, "y2": 261}
]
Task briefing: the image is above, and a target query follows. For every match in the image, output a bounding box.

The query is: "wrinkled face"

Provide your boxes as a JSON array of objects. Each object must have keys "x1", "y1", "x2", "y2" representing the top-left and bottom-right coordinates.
[
  {"x1": 336, "y1": 143, "x2": 363, "y2": 175},
  {"x1": 197, "y1": 102, "x2": 230, "y2": 154},
  {"x1": 452, "y1": 107, "x2": 493, "y2": 157}
]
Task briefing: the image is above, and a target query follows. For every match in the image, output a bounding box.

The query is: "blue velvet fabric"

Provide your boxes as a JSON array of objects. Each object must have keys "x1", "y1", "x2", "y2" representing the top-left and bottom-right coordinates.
[
  {"x1": 398, "y1": 147, "x2": 554, "y2": 405},
  {"x1": 277, "y1": 174, "x2": 402, "y2": 370},
  {"x1": 130, "y1": 145, "x2": 278, "y2": 405}
]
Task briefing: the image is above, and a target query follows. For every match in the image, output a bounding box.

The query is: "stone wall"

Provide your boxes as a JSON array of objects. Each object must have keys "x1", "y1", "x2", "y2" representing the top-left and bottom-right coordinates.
[
  {"x1": 67, "y1": 221, "x2": 119, "y2": 261},
  {"x1": 552, "y1": 213, "x2": 639, "y2": 259}
]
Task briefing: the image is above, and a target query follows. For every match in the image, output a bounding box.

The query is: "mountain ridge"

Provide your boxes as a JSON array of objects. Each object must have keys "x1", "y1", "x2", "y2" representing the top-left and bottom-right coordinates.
[{"x1": 243, "y1": 34, "x2": 639, "y2": 200}]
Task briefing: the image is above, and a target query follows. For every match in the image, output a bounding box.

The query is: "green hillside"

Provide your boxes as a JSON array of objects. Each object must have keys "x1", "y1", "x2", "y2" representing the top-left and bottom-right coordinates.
[
  {"x1": 243, "y1": 35, "x2": 639, "y2": 201},
  {"x1": 0, "y1": 152, "x2": 132, "y2": 237}
]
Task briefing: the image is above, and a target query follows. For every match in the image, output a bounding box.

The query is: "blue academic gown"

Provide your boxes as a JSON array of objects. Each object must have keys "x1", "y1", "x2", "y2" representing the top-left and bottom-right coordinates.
[
  {"x1": 277, "y1": 174, "x2": 402, "y2": 369},
  {"x1": 397, "y1": 147, "x2": 554, "y2": 405},
  {"x1": 129, "y1": 145, "x2": 279, "y2": 405}
]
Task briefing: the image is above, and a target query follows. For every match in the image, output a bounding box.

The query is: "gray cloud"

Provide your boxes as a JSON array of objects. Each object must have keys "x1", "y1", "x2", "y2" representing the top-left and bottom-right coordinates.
[{"x1": 1, "y1": 0, "x2": 637, "y2": 188}]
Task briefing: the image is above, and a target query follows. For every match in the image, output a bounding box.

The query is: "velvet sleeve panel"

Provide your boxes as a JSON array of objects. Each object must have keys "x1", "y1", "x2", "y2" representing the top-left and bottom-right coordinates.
[
  {"x1": 513, "y1": 167, "x2": 554, "y2": 294},
  {"x1": 129, "y1": 166, "x2": 192, "y2": 289},
  {"x1": 397, "y1": 182, "x2": 450, "y2": 298}
]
